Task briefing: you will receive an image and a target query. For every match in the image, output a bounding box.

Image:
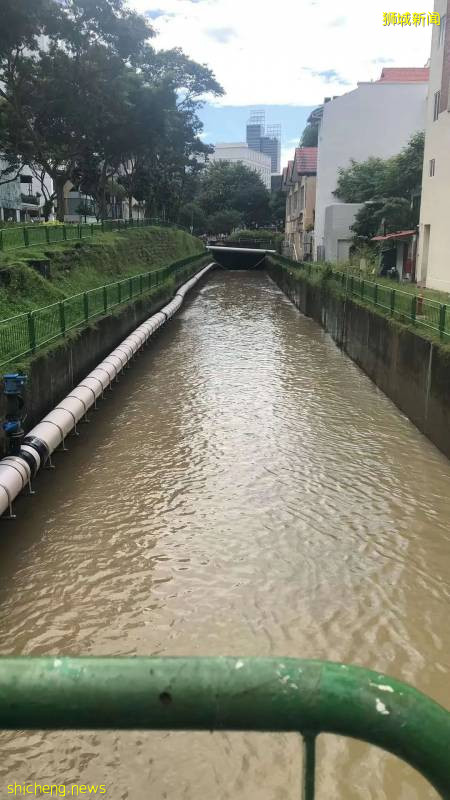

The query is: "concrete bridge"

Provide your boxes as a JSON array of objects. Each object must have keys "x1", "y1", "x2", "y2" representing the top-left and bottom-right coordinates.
[{"x1": 206, "y1": 244, "x2": 276, "y2": 269}]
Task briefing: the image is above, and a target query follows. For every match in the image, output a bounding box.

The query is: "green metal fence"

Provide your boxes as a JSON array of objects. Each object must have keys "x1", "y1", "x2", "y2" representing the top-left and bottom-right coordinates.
[
  {"x1": 0, "y1": 657, "x2": 448, "y2": 798},
  {"x1": 0, "y1": 218, "x2": 186, "y2": 253},
  {"x1": 272, "y1": 255, "x2": 450, "y2": 340},
  {"x1": 0, "y1": 252, "x2": 207, "y2": 367}
]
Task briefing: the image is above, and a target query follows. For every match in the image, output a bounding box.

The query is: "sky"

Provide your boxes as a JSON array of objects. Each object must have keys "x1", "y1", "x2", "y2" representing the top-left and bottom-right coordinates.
[{"x1": 129, "y1": 0, "x2": 435, "y2": 169}]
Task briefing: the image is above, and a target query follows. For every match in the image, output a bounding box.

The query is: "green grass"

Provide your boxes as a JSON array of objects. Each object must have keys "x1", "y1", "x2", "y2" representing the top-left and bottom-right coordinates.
[
  {"x1": 336, "y1": 263, "x2": 450, "y2": 305},
  {"x1": 0, "y1": 227, "x2": 204, "y2": 319}
]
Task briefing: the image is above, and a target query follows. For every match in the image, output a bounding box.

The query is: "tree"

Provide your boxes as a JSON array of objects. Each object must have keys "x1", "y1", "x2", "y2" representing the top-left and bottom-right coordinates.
[
  {"x1": 351, "y1": 197, "x2": 419, "y2": 241},
  {"x1": 206, "y1": 209, "x2": 243, "y2": 235},
  {"x1": 138, "y1": 46, "x2": 222, "y2": 219},
  {"x1": 335, "y1": 132, "x2": 425, "y2": 203},
  {"x1": 178, "y1": 202, "x2": 207, "y2": 234},
  {"x1": 0, "y1": 1, "x2": 154, "y2": 218},
  {"x1": 0, "y1": 0, "x2": 223, "y2": 224},
  {"x1": 383, "y1": 131, "x2": 425, "y2": 198},
  {"x1": 334, "y1": 157, "x2": 390, "y2": 202},
  {"x1": 300, "y1": 123, "x2": 319, "y2": 147},
  {"x1": 198, "y1": 162, "x2": 271, "y2": 227},
  {"x1": 269, "y1": 189, "x2": 286, "y2": 228}
]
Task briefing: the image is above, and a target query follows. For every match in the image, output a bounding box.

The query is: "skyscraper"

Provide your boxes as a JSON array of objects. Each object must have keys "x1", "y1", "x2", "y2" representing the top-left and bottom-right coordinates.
[
  {"x1": 246, "y1": 112, "x2": 281, "y2": 175},
  {"x1": 262, "y1": 124, "x2": 281, "y2": 174},
  {"x1": 246, "y1": 111, "x2": 265, "y2": 152}
]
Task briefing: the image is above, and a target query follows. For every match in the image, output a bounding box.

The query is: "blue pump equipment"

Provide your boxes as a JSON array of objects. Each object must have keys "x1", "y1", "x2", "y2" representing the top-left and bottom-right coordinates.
[{"x1": 2, "y1": 373, "x2": 27, "y2": 454}]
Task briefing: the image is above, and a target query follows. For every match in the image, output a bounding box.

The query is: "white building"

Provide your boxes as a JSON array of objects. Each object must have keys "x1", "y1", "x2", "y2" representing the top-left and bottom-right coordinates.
[
  {"x1": 314, "y1": 68, "x2": 429, "y2": 262},
  {"x1": 417, "y1": 1, "x2": 450, "y2": 291},
  {"x1": 323, "y1": 204, "x2": 364, "y2": 263},
  {"x1": 209, "y1": 143, "x2": 272, "y2": 190},
  {"x1": 0, "y1": 162, "x2": 54, "y2": 222}
]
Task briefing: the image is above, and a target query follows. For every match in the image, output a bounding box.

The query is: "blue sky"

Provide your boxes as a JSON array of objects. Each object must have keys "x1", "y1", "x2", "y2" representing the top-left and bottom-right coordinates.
[
  {"x1": 197, "y1": 104, "x2": 315, "y2": 167},
  {"x1": 130, "y1": 0, "x2": 434, "y2": 171}
]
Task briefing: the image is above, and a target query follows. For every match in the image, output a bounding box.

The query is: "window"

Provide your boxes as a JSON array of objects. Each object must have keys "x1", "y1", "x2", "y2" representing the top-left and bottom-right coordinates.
[
  {"x1": 433, "y1": 90, "x2": 441, "y2": 120},
  {"x1": 429, "y1": 158, "x2": 436, "y2": 177},
  {"x1": 439, "y1": 15, "x2": 447, "y2": 46},
  {"x1": 20, "y1": 174, "x2": 33, "y2": 195}
]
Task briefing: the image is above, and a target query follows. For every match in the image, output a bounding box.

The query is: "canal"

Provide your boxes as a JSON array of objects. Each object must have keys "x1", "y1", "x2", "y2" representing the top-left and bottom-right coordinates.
[{"x1": 0, "y1": 270, "x2": 449, "y2": 798}]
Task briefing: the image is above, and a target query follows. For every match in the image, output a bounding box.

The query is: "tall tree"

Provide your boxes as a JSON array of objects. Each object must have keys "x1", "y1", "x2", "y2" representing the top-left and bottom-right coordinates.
[
  {"x1": 300, "y1": 123, "x2": 319, "y2": 147},
  {"x1": 335, "y1": 132, "x2": 425, "y2": 203},
  {"x1": 198, "y1": 162, "x2": 271, "y2": 227},
  {"x1": 0, "y1": 0, "x2": 154, "y2": 218},
  {"x1": 334, "y1": 157, "x2": 390, "y2": 203}
]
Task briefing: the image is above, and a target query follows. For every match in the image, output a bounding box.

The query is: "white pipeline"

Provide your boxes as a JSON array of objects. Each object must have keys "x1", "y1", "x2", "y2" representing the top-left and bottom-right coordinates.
[{"x1": 0, "y1": 263, "x2": 214, "y2": 519}]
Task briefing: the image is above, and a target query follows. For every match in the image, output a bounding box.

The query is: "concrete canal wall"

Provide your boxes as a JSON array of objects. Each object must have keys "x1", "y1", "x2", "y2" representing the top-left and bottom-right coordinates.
[
  {"x1": 1, "y1": 259, "x2": 211, "y2": 450},
  {"x1": 268, "y1": 258, "x2": 450, "y2": 460}
]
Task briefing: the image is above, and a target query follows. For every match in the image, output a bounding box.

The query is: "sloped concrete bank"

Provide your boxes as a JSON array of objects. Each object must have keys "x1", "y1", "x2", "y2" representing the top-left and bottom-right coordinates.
[
  {"x1": 1, "y1": 257, "x2": 212, "y2": 453},
  {"x1": 267, "y1": 258, "x2": 450, "y2": 459}
]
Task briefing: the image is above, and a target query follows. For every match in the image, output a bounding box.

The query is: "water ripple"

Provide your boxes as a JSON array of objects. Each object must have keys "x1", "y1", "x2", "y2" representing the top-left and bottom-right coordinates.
[{"x1": 0, "y1": 271, "x2": 448, "y2": 799}]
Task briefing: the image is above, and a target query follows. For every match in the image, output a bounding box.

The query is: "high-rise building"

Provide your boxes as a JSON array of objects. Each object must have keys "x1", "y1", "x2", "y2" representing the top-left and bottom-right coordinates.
[
  {"x1": 246, "y1": 111, "x2": 265, "y2": 152},
  {"x1": 246, "y1": 112, "x2": 281, "y2": 175},
  {"x1": 262, "y1": 125, "x2": 281, "y2": 174}
]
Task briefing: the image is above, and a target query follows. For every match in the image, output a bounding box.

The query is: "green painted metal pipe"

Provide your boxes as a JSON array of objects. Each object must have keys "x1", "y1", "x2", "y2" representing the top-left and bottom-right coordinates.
[{"x1": 0, "y1": 657, "x2": 448, "y2": 796}]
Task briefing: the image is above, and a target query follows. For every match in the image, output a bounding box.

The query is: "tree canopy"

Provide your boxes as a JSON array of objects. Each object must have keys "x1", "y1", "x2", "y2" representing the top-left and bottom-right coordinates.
[
  {"x1": 334, "y1": 132, "x2": 425, "y2": 242},
  {"x1": 0, "y1": 0, "x2": 223, "y2": 220},
  {"x1": 334, "y1": 132, "x2": 425, "y2": 203},
  {"x1": 300, "y1": 123, "x2": 319, "y2": 147},
  {"x1": 198, "y1": 162, "x2": 271, "y2": 228}
]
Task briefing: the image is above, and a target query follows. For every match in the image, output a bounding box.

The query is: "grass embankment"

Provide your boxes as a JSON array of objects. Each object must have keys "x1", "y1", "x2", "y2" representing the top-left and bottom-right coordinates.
[
  {"x1": 337, "y1": 263, "x2": 450, "y2": 305},
  {"x1": 269, "y1": 255, "x2": 450, "y2": 349},
  {"x1": 0, "y1": 226, "x2": 204, "y2": 319}
]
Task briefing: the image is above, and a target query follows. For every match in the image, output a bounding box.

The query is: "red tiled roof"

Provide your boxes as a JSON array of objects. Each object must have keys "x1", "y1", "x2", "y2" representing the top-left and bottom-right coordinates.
[
  {"x1": 377, "y1": 67, "x2": 429, "y2": 83},
  {"x1": 372, "y1": 230, "x2": 416, "y2": 241},
  {"x1": 294, "y1": 147, "x2": 318, "y2": 175}
]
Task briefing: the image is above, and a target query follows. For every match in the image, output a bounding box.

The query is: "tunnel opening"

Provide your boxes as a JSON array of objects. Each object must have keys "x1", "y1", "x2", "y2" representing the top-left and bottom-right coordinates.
[{"x1": 206, "y1": 246, "x2": 272, "y2": 269}]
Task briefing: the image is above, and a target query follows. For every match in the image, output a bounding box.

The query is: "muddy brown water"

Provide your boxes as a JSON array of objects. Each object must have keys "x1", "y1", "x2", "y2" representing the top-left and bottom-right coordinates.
[{"x1": 0, "y1": 270, "x2": 449, "y2": 799}]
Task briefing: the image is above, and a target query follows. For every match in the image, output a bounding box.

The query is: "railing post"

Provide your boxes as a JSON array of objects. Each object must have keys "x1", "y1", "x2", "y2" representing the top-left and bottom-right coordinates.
[
  {"x1": 129, "y1": 277, "x2": 133, "y2": 299},
  {"x1": 361, "y1": 279, "x2": 364, "y2": 299},
  {"x1": 83, "y1": 292, "x2": 89, "y2": 321},
  {"x1": 390, "y1": 289, "x2": 395, "y2": 316},
  {"x1": 59, "y1": 301, "x2": 66, "y2": 336},
  {"x1": 374, "y1": 283, "x2": 378, "y2": 306},
  {"x1": 27, "y1": 312, "x2": 36, "y2": 353},
  {"x1": 45, "y1": 227, "x2": 50, "y2": 245},
  {"x1": 91, "y1": 223, "x2": 94, "y2": 237},
  {"x1": 411, "y1": 295, "x2": 417, "y2": 324},
  {"x1": 103, "y1": 286, "x2": 108, "y2": 313},
  {"x1": 302, "y1": 735, "x2": 316, "y2": 800},
  {"x1": 439, "y1": 304, "x2": 446, "y2": 338},
  {"x1": 139, "y1": 274, "x2": 143, "y2": 294},
  {"x1": 23, "y1": 227, "x2": 29, "y2": 247},
  {"x1": 350, "y1": 275, "x2": 354, "y2": 294}
]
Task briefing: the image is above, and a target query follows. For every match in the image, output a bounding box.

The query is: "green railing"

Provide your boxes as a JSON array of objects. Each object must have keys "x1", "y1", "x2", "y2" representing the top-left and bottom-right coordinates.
[
  {"x1": 0, "y1": 252, "x2": 207, "y2": 367},
  {"x1": 0, "y1": 218, "x2": 186, "y2": 253},
  {"x1": 0, "y1": 657, "x2": 448, "y2": 798},
  {"x1": 272, "y1": 255, "x2": 450, "y2": 340}
]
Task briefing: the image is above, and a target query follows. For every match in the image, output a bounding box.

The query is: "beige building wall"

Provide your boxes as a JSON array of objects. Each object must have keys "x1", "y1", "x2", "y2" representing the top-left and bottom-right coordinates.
[
  {"x1": 285, "y1": 175, "x2": 316, "y2": 260},
  {"x1": 417, "y1": 0, "x2": 450, "y2": 291}
]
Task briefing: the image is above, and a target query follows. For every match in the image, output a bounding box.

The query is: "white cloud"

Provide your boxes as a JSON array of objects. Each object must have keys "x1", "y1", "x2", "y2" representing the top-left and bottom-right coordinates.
[{"x1": 135, "y1": 0, "x2": 434, "y2": 105}]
